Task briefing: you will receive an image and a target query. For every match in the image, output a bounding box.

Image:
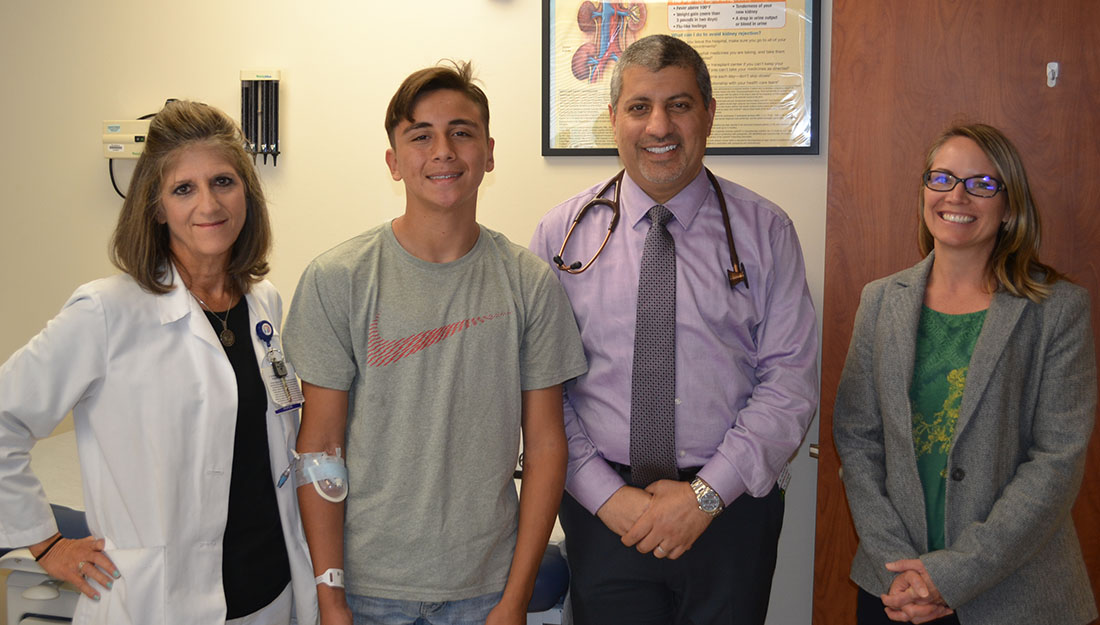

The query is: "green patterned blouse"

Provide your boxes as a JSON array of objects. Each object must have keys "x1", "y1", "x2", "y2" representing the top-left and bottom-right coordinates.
[{"x1": 909, "y1": 306, "x2": 987, "y2": 551}]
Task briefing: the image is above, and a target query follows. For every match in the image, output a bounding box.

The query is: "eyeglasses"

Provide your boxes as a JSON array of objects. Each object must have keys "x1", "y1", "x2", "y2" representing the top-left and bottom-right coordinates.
[{"x1": 922, "y1": 170, "x2": 1005, "y2": 198}]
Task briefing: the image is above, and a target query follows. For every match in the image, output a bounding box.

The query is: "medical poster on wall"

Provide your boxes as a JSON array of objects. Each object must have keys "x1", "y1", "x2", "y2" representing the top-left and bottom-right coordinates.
[{"x1": 542, "y1": 0, "x2": 820, "y2": 155}]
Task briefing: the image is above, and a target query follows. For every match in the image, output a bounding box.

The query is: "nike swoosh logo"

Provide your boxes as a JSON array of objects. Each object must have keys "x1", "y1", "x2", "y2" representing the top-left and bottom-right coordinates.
[{"x1": 366, "y1": 312, "x2": 512, "y2": 367}]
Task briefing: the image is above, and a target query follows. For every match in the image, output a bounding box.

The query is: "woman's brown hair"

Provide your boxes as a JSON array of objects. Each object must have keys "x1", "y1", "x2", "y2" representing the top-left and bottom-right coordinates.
[{"x1": 109, "y1": 100, "x2": 271, "y2": 294}]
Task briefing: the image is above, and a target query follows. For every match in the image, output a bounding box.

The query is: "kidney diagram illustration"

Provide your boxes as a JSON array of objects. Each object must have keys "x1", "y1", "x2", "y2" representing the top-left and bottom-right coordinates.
[{"x1": 571, "y1": 2, "x2": 648, "y2": 82}]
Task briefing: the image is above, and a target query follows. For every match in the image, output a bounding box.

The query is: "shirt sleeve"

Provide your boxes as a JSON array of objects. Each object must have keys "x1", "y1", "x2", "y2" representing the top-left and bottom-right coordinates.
[
  {"x1": 0, "y1": 286, "x2": 107, "y2": 546},
  {"x1": 283, "y1": 260, "x2": 358, "y2": 392},
  {"x1": 696, "y1": 218, "x2": 820, "y2": 506},
  {"x1": 833, "y1": 282, "x2": 924, "y2": 594},
  {"x1": 517, "y1": 260, "x2": 587, "y2": 392},
  {"x1": 560, "y1": 387, "x2": 628, "y2": 512},
  {"x1": 530, "y1": 215, "x2": 623, "y2": 512}
]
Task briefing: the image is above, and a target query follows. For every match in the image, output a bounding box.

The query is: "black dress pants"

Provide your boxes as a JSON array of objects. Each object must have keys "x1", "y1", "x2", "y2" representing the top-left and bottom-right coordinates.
[{"x1": 559, "y1": 481, "x2": 783, "y2": 625}]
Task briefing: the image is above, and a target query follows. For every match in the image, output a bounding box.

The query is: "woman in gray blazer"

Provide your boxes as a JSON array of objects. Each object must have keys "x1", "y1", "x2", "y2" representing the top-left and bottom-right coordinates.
[{"x1": 834, "y1": 123, "x2": 1097, "y2": 625}]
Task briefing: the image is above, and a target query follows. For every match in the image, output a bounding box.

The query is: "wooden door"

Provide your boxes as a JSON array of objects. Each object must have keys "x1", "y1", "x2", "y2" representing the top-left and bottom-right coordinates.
[{"x1": 813, "y1": 1, "x2": 1100, "y2": 623}]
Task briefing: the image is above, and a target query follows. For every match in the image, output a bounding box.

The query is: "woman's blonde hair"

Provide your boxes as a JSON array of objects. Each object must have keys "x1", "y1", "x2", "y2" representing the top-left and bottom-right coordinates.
[
  {"x1": 109, "y1": 100, "x2": 271, "y2": 294},
  {"x1": 918, "y1": 123, "x2": 1063, "y2": 302}
]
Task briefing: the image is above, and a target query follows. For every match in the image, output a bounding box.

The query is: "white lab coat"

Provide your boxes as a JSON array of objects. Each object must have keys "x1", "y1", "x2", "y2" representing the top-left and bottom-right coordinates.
[{"x1": 0, "y1": 267, "x2": 318, "y2": 625}]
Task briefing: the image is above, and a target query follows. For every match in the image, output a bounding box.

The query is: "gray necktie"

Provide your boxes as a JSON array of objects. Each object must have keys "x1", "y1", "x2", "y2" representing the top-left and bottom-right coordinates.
[{"x1": 630, "y1": 205, "x2": 679, "y2": 487}]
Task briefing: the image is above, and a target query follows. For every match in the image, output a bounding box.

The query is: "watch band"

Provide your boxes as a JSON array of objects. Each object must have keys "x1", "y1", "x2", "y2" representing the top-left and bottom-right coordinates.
[
  {"x1": 690, "y1": 477, "x2": 724, "y2": 517},
  {"x1": 315, "y1": 567, "x2": 345, "y2": 588}
]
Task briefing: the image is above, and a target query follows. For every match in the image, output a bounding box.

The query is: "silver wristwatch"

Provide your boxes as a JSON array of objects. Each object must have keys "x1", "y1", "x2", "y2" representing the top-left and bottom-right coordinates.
[{"x1": 690, "y1": 477, "x2": 724, "y2": 517}]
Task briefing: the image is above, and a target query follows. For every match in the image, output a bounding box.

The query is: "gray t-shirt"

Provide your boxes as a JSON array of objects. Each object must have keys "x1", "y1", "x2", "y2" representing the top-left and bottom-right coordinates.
[{"x1": 284, "y1": 222, "x2": 586, "y2": 601}]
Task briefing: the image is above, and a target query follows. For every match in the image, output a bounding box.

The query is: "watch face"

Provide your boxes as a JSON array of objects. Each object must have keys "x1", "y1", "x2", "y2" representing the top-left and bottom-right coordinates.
[{"x1": 699, "y1": 491, "x2": 721, "y2": 512}]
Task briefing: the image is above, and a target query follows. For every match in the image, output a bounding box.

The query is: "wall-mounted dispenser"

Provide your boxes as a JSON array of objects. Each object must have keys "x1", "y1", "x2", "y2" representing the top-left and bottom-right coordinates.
[{"x1": 241, "y1": 70, "x2": 281, "y2": 165}]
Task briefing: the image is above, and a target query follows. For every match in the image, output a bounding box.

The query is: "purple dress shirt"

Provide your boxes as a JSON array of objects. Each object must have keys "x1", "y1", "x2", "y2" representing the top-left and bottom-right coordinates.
[{"x1": 530, "y1": 168, "x2": 819, "y2": 514}]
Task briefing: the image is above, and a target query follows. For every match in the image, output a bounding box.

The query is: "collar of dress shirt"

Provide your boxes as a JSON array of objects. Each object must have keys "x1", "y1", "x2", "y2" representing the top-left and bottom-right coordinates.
[{"x1": 621, "y1": 167, "x2": 712, "y2": 232}]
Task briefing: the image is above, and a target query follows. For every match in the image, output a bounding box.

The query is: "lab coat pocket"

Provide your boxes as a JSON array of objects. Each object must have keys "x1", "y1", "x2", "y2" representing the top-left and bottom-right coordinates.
[{"x1": 73, "y1": 545, "x2": 166, "y2": 625}]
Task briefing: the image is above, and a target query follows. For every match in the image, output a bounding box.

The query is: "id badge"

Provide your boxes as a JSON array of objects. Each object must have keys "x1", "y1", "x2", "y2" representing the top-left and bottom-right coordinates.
[
  {"x1": 261, "y1": 349, "x2": 304, "y2": 413},
  {"x1": 256, "y1": 321, "x2": 304, "y2": 413}
]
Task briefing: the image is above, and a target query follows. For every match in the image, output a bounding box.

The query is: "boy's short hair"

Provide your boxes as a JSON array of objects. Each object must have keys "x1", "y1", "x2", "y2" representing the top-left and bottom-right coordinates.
[{"x1": 385, "y1": 60, "x2": 490, "y2": 147}]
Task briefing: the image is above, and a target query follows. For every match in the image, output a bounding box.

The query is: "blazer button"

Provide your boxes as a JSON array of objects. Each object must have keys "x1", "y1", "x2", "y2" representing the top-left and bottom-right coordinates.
[{"x1": 950, "y1": 468, "x2": 965, "y2": 481}]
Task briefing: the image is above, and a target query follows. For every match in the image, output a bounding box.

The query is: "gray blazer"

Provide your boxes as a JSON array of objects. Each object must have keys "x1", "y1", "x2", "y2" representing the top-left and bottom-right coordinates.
[{"x1": 834, "y1": 254, "x2": 1097, "y2": 625}]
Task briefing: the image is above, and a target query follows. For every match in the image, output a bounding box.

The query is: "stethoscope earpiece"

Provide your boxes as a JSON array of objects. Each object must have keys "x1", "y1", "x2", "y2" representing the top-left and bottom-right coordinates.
[
  {"x1": 554, "y1": 171, "x2": 625, "y2": 274},
  {"x1": 552, "y1": 256, "x2": 583, "y2": 272}
]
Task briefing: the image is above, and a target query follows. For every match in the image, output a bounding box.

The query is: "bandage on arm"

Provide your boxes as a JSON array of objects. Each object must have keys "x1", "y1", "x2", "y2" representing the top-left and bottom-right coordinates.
[{"x1": 294, "y1": 448, "x2": 348, "y2": 502}]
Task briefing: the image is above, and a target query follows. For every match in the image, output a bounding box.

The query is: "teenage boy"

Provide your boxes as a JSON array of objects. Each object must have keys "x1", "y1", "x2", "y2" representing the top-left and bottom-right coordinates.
[{"x1": 285, "y1": 61, "x2": 587, "y2": 625}]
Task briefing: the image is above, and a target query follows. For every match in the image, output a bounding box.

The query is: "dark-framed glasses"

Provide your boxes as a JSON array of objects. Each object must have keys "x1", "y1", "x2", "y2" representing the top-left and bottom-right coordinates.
[{"x1": 922, "y1": 170, "x2": 1005, "y2": 198}]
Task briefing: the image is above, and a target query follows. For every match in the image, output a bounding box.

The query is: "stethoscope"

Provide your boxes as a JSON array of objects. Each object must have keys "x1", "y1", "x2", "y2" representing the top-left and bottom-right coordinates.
[{"x1": 553, "y1": 168, "x2": 749, "y2": 289}]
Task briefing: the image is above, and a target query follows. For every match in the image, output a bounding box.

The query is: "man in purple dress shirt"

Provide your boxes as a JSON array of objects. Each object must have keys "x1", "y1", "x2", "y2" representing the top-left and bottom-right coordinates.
[{"x1": 530, "y1": 35, "x2": 819, "y2": 624}]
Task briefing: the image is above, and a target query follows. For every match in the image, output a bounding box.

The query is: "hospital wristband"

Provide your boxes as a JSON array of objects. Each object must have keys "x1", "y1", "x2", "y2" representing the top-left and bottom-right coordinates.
[{"x1": 315, "y1": 568, "x2": 344, "y2": 588}]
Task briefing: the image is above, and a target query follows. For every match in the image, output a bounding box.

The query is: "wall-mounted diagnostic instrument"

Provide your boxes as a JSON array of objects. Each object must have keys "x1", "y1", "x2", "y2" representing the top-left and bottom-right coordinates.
[
  {"x1": 103, "y1": 106, "x2": 165, "y2": 198},
  {"x1": 102, "y1": 119, "x2": 151, "y2": 159}
]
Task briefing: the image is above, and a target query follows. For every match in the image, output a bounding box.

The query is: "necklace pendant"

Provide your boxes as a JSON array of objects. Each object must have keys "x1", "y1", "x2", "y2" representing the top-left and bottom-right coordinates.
[{"x1": 219, "y1": 329, "x2": 236, "y2": 347}]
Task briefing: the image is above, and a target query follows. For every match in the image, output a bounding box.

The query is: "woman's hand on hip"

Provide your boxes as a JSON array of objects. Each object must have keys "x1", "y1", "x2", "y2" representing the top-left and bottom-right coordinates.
[{"x1": 34, "y1": 535, "x2": 120, "y2": 600}]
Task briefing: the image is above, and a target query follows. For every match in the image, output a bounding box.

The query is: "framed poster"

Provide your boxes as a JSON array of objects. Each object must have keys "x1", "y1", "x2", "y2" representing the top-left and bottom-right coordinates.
[{"x1": 543, "y1": 0, "x2": 821, "y2": 155}]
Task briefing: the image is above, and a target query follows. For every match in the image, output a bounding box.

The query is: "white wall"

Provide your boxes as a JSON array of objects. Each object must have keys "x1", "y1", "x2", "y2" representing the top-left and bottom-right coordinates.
[{"x1": 0, "y1": 2, "x2": 830, "y2": 622}]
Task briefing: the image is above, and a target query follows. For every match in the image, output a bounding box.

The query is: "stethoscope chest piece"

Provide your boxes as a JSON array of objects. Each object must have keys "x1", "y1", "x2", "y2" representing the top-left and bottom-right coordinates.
[{"x1": 727, "y1": 266, "x2": 748, "y2": 290}]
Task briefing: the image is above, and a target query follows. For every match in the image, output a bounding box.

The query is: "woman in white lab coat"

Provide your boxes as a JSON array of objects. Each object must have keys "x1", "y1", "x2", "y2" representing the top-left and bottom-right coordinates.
[{"x1": 0, "y1": 101, "x2": 318, "y2": 624}]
